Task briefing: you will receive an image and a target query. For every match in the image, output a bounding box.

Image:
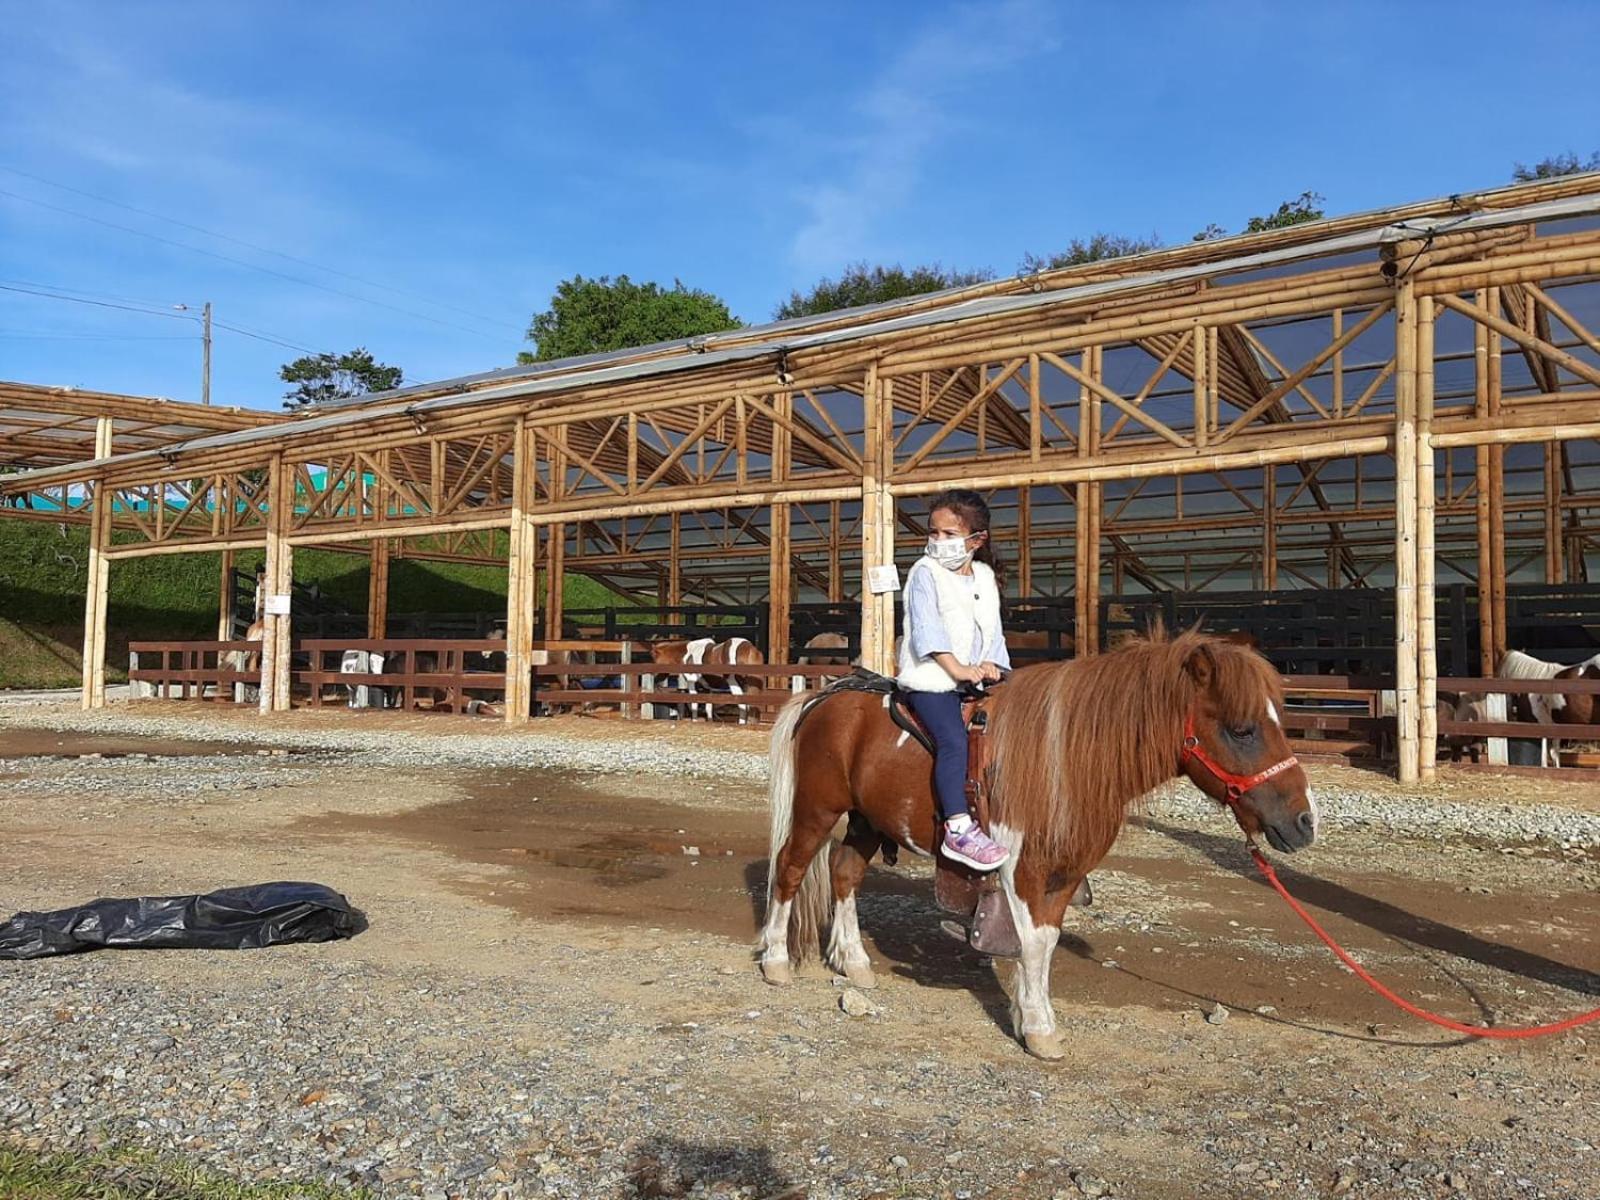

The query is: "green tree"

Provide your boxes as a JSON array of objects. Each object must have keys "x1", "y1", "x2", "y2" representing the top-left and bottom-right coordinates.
[
  {"x1": 774, "y1": 262, "x2": 994, "y2": 320},
  {"x1": 279, "y1": 348, "x2": 403, "y2": 410},
  {"x1": 1020, "y1": 233, "x2": 1163, "y2": 274},
  {"x1": 1242, "y1": 191, "x2": 1325, "y2": 233},
  {"x1": 1512, "y1": 152, "x2": 1600, "y2": 181},
  {"x1": 518, "y1": 275, "x2": 741, "y2": 364}
]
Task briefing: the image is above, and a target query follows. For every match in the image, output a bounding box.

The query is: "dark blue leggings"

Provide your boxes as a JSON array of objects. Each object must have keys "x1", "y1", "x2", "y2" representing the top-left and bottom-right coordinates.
[{"x1": 905, "y1": 690, "x2": 969, "y2": 823}]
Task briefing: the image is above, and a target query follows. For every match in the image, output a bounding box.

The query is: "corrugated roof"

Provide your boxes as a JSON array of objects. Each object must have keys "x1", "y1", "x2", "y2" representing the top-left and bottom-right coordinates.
[{"x1": 6, "y1": 176, "x2": 1600, "y2": 493}]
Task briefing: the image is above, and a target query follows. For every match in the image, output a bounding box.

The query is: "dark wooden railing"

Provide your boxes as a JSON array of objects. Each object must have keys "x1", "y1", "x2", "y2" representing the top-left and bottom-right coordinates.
[
  {"x1": 119, "y1": 640, "x2": 1600, "y2": 767},
  {"x1": 128, "y1": 640, "x2": 259, "y2": 701}
]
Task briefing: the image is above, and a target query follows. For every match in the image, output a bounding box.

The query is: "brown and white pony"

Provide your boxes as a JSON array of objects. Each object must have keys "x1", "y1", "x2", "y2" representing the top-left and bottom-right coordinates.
[
  {"x1": 651, "y1": 636, "x2": 766, "y2": 723},
  {"x1": 758, "y1": 630, "x2": 1316, "y2": 1059},
  {"x1": 1497, "y1": 650, "x2": 1600, "y2": 767}
]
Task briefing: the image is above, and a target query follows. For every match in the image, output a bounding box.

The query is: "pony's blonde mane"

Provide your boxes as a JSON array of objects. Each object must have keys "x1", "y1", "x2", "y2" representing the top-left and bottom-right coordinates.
[{"x1": 988, "y1": 628, "x2": 1285, "y2": 866}]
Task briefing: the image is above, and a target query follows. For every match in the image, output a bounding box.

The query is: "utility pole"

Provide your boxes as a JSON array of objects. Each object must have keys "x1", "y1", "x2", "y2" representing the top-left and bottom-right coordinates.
[{"x1": 202, "y1": 301, "x2": 212, "y2": 405}]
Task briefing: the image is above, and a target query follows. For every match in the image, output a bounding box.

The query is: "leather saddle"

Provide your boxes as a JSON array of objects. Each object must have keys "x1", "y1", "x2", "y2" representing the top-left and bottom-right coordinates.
[{"x1": 803, "y1": 670, "x2": 1092, "y2": 959}]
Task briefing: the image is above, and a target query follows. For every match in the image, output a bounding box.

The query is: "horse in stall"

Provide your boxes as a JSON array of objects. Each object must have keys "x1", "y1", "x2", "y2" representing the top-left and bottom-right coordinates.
[
  {"x1": 757, "y1": 629, "x2": 1316, "y2": 1059},
  {"x1": 221, "y1": 618, "x2": 265, "y2": 702},
  {"x1": 1496, "y1": 650, "x2": 1600, "y2": 767},
  {"x1": 797, "y1": 632, "x2": 853, "y2": 685},
  {"x1": 650, "y1": 636, "x2": 766, "y2": 723}
]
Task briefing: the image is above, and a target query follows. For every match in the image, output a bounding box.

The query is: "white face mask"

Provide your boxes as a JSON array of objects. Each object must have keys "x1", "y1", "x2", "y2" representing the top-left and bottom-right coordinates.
[{"x1": 926, "y1": 535, "x2": 974, "y2": 570}]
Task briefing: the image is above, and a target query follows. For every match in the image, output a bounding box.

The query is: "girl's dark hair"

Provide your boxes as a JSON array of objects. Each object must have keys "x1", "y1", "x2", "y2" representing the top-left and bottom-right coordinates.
[{"x1": 928, "y1": 488, "x2": 1006, "y2": 592}]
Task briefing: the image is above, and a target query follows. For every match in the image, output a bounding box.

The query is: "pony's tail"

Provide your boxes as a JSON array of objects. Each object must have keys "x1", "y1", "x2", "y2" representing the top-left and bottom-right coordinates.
[{"x1": 763, "y1": 694, "x2": 832, "y2": 966}]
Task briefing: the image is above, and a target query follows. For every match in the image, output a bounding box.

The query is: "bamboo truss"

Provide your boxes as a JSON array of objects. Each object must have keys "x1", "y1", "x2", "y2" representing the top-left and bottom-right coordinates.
[{"x1": 8, "y1": 176, "x2": 1600, "y2": 777}]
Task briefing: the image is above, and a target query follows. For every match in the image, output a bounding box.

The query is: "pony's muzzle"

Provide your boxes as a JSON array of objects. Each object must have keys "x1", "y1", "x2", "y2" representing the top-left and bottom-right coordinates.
[{"x1": 1260, "y1": 803, "x2": 1316, "y2": 853}]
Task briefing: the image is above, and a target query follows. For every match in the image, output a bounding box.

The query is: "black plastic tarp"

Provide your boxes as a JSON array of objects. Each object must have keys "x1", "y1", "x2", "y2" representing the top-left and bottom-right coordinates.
[{"x1": 0, "y1": 882, "x2": 366, "y2": 960}]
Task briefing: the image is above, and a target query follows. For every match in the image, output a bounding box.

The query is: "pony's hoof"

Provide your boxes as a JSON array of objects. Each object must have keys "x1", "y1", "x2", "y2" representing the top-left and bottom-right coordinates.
[
  {"x1": 843, "y1": 961, "x2": 877, "y2": 990},
  {"x1": 1023, "y1": 1031, "x2": 1066, "y2": 1061},
  {"x1": 760, "y1": 959, "x2": 793, "y2": 986}
]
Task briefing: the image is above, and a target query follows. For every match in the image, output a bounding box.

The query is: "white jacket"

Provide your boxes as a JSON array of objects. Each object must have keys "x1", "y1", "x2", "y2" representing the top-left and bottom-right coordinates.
[{"x1": 895, "y1": 557, "x2": 1002, "y2": 693}]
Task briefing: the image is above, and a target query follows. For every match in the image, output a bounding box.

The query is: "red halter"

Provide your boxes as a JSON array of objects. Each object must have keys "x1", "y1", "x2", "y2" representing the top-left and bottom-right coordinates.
[{"x1": 1179, "y1": 711, "x2": 1300, "y2": 812}]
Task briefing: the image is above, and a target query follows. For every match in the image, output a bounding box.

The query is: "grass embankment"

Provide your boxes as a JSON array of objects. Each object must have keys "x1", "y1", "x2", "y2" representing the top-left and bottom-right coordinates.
[
  {"x1": 0, "y1": 1141, "x2": 368, "y2": 1200},
  {"x1": 0, "y1": 522, "x2": 629, "y2": 689}
]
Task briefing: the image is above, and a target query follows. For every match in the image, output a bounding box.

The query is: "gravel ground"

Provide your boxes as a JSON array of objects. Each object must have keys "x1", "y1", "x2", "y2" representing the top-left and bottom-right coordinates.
[
  {"x1": 3, "y1": 700, "x2": 1599, "y2": 1199},
  {"x1": 6, "y1": 702, "x2": 1600, "y2": 849}
]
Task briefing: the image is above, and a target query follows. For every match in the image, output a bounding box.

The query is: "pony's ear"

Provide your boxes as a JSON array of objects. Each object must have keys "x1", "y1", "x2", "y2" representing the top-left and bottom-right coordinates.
[{"x1": 1184, "y1": 643, "x2": 1217, "y2": 688}]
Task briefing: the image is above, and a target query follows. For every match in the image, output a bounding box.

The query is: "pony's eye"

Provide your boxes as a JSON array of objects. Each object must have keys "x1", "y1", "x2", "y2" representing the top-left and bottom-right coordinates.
[{"x1": 1229, "y1": 724, "x2": 1257, "y2": 741}]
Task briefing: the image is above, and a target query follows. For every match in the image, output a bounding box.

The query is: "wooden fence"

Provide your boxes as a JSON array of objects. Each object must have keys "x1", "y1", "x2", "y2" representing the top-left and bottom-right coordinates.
[
  {"x1": 121, "y1": 638, "x2": 1600, "y2": 769},
  {"x1": 128, "y1": 640, "x2": 258, "y2": 701}
]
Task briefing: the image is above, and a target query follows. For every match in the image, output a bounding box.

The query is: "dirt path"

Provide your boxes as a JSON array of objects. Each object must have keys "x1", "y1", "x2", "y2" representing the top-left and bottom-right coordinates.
[{"x1": 3, "y1": 720, "x2": 1599, "y2": 1198}]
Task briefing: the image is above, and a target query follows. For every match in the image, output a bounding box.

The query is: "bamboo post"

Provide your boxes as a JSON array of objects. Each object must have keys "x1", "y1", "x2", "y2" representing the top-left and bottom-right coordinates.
[
  {"x1": 668, "y1": 513, "x2": 682, "y2": 617},
  {"x1": 1028, "y1": 352, "x2": 1042, "y2": 462},
  {"x1": 259, "y1": 454, "x2": 294, "y2": 713},
  {"x1": 1073, "y1": 348, "x2": 1092, "y2": 655},
  {"x1": 217, "y1": 548, "x2": 235, "y2": 641},
  {"x1": 1488, "y1": 286, "x2": 1507, "y2": 665},
  {"x1": 543, "y1": 523, "x2": 566, "y2": 641},
  {"x1": 80, "y1": 415, "x2": 114, "y2": 710},
  {"x1": 769, "y1": 502, "x2": 791, "y2": 662},
  {"x1": 768, "y1": 392, "x2": 793, "y2": 662},
  {"x1": 828, "y1": 499, "x2": 843, "y2": 603},
  {"x1": 1017, "y1": 484, "x2": 1032, "y2": 598},
  {"x1": 1191, "y1": 321, "x2": 1207, "y2": 448},
  {"x1": 505, "y1": 418, "x2": 537, "y2": 724},
  {"x1": 1474, "y1": 290, "x2": 1493, "y2": 675},
  {"x1": 1544, "y1": 443, "x2": 1562, "y2": 584},
  {"x1": 859, "y1": 364, "x2": 896, "y2": 676},
  {"x1": 1262, "y1": 467, "x2": 1279, "y2": 591},
  {"x1": 367, "y1": 536, "x2": 390, "y2": 637},
  {"x1": 1392, "y1": 261, "x2": 1420, "y2": 784},
  {"x1": 1086, "y1": 347, "x2": 1103, "y2": 652},
  {"x1": 1207, "y1": 326, "x2": 1220, "y2": 436},
  {"x1": 1417, "y1": 295, "x2": 1438, "y2": 782}
]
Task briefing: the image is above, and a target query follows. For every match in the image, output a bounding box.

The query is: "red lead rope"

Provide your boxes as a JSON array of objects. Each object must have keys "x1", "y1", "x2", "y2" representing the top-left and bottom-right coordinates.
[
  {"x1": 1247, "y1": 847, "x2": 1600, "y2": 1039},
  {"x1": 1180, "y1": 712, "x2": 1600, "y2": 1039}
]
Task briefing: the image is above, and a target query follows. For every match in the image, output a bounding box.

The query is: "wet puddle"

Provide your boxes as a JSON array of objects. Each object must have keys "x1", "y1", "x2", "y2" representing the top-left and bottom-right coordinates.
[
  {"x1": 315, "y1": 772, "x2": 808, "y2": 939},
  {"x1": 0, "y1": 729, "x2": 284, "y2": 760}
]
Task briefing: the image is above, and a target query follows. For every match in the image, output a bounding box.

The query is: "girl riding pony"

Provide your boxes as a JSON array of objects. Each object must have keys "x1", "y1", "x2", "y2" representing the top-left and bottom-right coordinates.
[{"x1": 896, "y1": 488, "x2": 1011, "y2": 871}]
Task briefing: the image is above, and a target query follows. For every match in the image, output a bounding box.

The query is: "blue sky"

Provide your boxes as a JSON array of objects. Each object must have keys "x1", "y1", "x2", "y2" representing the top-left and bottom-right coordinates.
[{"x1": 3, "y1": 0, "x2": 1598, "y2": 413}]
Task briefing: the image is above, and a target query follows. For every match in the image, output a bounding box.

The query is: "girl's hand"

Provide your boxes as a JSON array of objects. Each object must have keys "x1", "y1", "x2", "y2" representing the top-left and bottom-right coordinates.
[
  {"x1": 935, "y1": 654, "x2": 985, "y2": 685},
  {"x1": 978, "y1": 661, "x2": 1003, "y2": 683}
]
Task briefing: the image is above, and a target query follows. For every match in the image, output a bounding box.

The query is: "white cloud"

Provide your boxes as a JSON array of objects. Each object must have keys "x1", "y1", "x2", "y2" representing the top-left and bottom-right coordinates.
[{"x1": 787, "y1": 0, "x2": 1059, "y2": 273}]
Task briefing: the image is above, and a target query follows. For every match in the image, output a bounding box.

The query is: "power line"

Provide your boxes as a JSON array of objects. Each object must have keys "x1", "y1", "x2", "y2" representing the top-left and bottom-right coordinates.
[
  {"x1": 209, "y1": 319, "x2": 325, "y2": 357},
  {"x1": 0, "y1": 281, "x2": 193, "y2": 320},
  {"x1": 1, "y1": 165, "x2": 522, "y2": 332},
  {"x1": 0, "y1": 185, "x2": 511, "y2": 343},
  {"x1": 0, "y1": 276, "x2": 189, "y2": 310},
  {"x1": 1, "y1": 280, "x2": 335, "y2": 359},
  {"x1": 0, "y1": 330, "x2": 196, "y2": 341}
]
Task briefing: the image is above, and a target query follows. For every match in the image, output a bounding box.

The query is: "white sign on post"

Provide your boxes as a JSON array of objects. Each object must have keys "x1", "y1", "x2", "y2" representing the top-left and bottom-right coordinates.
[
  {"x1": 867, "y1": 564, "x2": 901, "y2": 594},
  {"x1": 264, "y1": 593, "x2": 292, "y2": 616}
]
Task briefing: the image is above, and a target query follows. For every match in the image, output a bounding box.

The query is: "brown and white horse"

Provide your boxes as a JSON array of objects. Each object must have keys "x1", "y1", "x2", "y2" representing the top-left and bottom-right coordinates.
[
  {"x1": 1497, "y1": 650, "x2": 1600, "y2": 767},
  {"x1": 651, "y1": 636, "x2": 766, "y2": 723},
  {"x1": 757, "y1": 629, "x2": 1316, "y2": 1059}
]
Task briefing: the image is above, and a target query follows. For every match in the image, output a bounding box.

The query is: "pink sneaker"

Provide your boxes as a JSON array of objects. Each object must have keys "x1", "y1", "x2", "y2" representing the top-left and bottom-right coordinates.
[{"x1": 942, "y1": 822, "x2": 1009, "y2": 872}]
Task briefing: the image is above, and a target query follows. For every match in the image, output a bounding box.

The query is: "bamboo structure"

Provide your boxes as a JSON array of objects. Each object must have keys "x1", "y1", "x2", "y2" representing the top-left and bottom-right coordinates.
[
  {"x1": 258, "y1": 455, "x2": 294, "y2": 713},
  {"x1": 367, "y1": 537, "x2": 391, "y2": 638},
  {"x1": 505, "y1": 419, "x2": 539, "y2": 723},
  {"x1": 1392, "y1": 266, "x2": 1420, "y2": 784},
  {"x1": 7, "y1": 174, "x2": 1600, "y2": 772},
  {"x1": 1416, "y1": 295, "x2": 1438, "y2": 782},
  {"x1": 78, "y1": 416, "x2": 114, "y2": 709}
]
